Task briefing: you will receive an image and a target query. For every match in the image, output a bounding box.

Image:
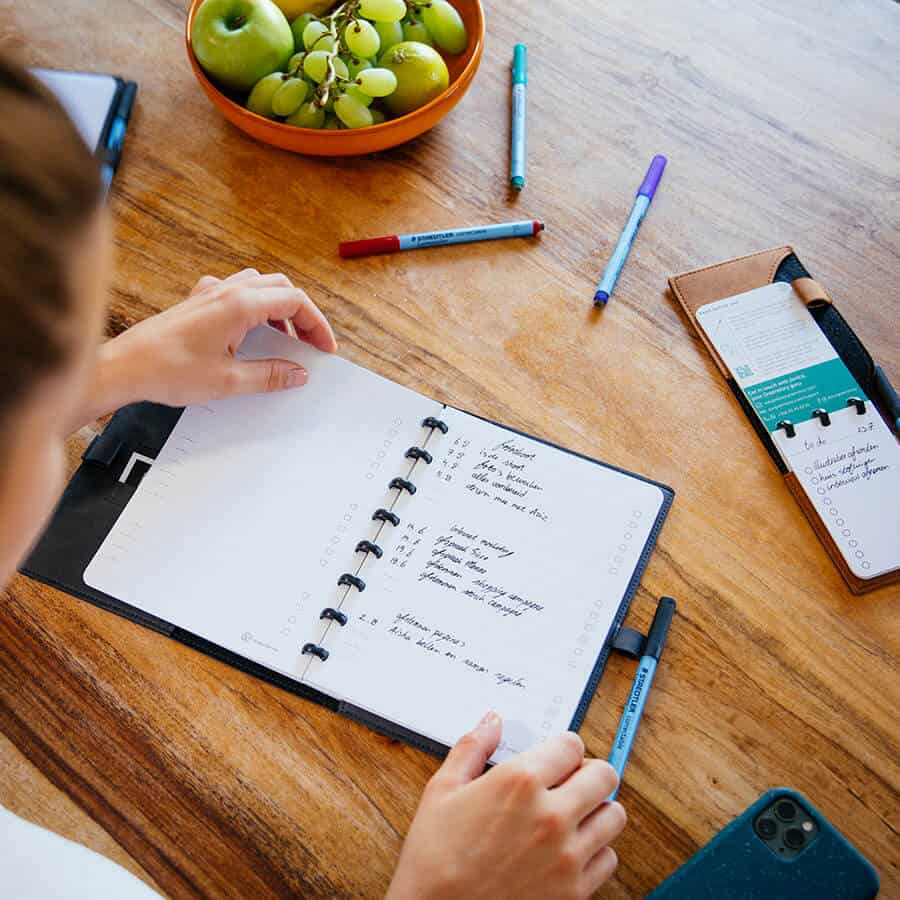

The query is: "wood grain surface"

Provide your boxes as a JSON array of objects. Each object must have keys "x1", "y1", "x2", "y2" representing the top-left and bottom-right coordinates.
[{"x1": 1, "y1": 0, "x2": 898, "y2": 896}]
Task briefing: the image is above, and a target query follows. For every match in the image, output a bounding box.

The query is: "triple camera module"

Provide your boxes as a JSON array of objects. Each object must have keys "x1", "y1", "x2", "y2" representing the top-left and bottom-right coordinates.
[{"x1": 754, "y1": 795, "x2": 819, "y2": 860}]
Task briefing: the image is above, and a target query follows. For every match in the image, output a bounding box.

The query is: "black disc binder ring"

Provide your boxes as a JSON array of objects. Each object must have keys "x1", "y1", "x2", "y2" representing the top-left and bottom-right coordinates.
[
  {"x1": 776, "y1": 420, "x2": 796, "y2": 438},
  {"x1": 422, "y1": 416, "x2": 449, "y2": 434},
  {"x1": 372, "y1": 508, "x2": 400, "y2": 526},
  {"x1": 405, "y1": 446, "x2": 433, "y2": 464},
  {"x1": 846, "y1": 397, "x2": 866, "y2": 415},
  {"x1": 320, "y1": 607, "x2": 348, "y2": 626},
  {"x1": 812, "y1": 408, "x2": 831, "y2": 426},
  {"x1": 389, "y1": 477, "x2": 416, "y2": 495},
  {"x1": 338, "y1": 573, "x2": 366, "y2": 592},
  {"x1": 302, "y1": 642, "x2": 329, "y2": 661},
  {"x1": 355, "y1": 540, "x2": 383, "y2": 559}
]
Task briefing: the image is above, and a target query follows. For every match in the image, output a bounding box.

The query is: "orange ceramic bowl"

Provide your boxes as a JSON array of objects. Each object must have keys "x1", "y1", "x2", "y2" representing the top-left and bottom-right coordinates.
[{"x1": 185, "y1": 0, "x2": 484, "y2": 156}]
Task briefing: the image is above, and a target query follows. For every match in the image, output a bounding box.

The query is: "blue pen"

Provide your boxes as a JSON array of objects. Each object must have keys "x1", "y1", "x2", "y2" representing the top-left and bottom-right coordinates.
[
  {"x1": 594, "y1": 155, "x2": 667, "y2": 306},
  {"x1": 510, "y1": 44, "x2": 527, "y2": 192},
  {"x1": 608, "y1": 596, "x2": 676, "y2": 800}
]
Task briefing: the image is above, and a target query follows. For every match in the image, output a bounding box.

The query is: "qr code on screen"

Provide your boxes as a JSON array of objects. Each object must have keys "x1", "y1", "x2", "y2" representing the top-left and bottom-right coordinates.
[{"x1": 735, "y1": 365, "x2": 754, "y2": 378}]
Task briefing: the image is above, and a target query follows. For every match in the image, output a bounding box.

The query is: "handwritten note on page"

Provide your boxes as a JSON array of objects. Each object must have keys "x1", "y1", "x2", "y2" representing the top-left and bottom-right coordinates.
[
  {"x1": 304, "y1": 408, "x2": 667, "y2": 762},
  {"x1": 773, "y1": 406, "x2": 900, "y2": 578},
  {"x1": 85, "y1": 325, "x2": 670, "y2": 760},
  {"x1": 84, "y1": 326, "x2": 443, "y2": 679}
]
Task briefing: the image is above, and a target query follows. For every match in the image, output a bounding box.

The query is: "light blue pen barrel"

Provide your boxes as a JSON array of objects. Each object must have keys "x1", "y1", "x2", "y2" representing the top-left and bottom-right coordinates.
[
  {"x1": 339, "y1": 220, "x2": 544, "y2": 257},
  {"x1": 608, "y1": 656, "x2": 657, "y2": 801},
  {"x1": 510, "y1": 44, "x2": 527, "y2": 192},
  {"x1": 607, "y1": 596, "x2": 676, "y2": 801},
  {"x1": 399, "y1": 219, "x2": 542, "y2": 250},
  {"x1": 594, "y1": 155, "x2": 667, "y2": 306}
]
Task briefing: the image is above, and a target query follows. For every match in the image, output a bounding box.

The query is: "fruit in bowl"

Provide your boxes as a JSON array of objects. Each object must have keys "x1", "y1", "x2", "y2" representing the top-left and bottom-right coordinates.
[
  {"x1": 185, "y1": 0, "x2": 483, "y2": 155},
  {"x1": 270, "y1": 0, "x2": 333, "y2": 17},
  {"x1": 191, "y1": 0, "x2": 295, "y2": 92},
  {"x1": 190, "y1": 0, "x2": 468, "y2": 130},
  {"x1": 379, "y1": 40, "x2": 448, "y2": 117}
]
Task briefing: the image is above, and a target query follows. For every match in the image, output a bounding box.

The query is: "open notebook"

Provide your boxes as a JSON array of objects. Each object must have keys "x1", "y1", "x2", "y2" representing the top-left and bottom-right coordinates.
[{"x1": 72, "y1": 327, "x2": 671, "y2": 761}]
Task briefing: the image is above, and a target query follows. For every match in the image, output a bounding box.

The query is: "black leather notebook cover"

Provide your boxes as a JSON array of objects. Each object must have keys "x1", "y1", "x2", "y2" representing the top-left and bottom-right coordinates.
[{"x1": 23, "y1": 403, "x2": 673, "y2": 759}]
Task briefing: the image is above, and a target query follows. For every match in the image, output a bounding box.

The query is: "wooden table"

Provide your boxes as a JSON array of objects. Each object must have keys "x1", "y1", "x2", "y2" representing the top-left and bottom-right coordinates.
[{"x1": 2, "y1": 0, "x2": 898, "y2": 896}]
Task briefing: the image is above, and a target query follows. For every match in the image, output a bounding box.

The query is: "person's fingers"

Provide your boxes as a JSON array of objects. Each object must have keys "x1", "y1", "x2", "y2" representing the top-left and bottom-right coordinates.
[
  {"x1": 221, "y1": 358, "x2": 308, "y2": 396},
  {"x1": 512, "y1": 731, "x2": 585, "y2": 789},
  {"x1": 556, "y1": 760, "x2": 620, "y2": 821},
  {"x1": 250, "y1": 273, "x2": 294, "y2": 289},
  {"x1": 191, "y1": 269, "x2": 259, "y2": 303},
  {"x1": 580, "y1": 846, "x2": 618, "y2": 896},
  {"x1": 289, "y1": 290, "x2": 336, "y2": 353},
  {"x1": 251, "y1": 275, "x2": 302, "y2": 329},
  {"x1": 225, "y1": 285, "x2": 337, "y2": 353},
  {"x1": 432, "y1": 711, "x2": 502, "y2": 788},
  {"x1": 190, "y1": 275, "x2": 221, "y2": 296},
  {"x1": 224, "y1": 268, "x2": 261, "y2": 282},
  {"x1": 574, "y1": 801, "x2": 627, "y2": 858}
]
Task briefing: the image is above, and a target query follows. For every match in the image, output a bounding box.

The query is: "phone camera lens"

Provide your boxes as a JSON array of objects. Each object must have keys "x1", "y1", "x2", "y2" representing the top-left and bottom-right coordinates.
[
  {"x1": 775, "y1": 800, "x2": 797, "y2": 822},
  {"x1": 756, "y1": 817, "x2": 777, "y2": 839},
  {"x1": 784, "y1": 827, "x2": 805, "y2": 849}
]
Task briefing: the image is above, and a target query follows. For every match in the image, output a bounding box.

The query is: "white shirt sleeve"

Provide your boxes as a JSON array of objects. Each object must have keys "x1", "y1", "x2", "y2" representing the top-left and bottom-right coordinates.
[{"x1": 0, "y1": 804, "x2": 162, "y2": 899}]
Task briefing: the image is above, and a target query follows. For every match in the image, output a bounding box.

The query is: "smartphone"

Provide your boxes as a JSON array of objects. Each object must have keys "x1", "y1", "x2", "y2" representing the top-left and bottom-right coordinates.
[{"x1": 647, "y1": 788, "x2": 879, "y2": 899}]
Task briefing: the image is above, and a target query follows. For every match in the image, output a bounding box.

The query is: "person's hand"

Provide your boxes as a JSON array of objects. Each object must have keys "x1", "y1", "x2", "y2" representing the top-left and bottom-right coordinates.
[
  {"x1": 82, "y1": 269, "x2": 336, "y2": 424},
  {"x1": 387, "y1": 713, "x2": 626, "y2": 900}
]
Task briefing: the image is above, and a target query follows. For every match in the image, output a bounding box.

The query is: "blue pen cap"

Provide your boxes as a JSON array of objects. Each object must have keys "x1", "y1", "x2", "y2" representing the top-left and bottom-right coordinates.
[
  {"x1": 512, "y1": 44, "x2": 527, "y2": 84},
  {"x1": 637, "y1": 155, "x2": 667, "y2": 199},
  {"x1": 644, "y1": 596, "x2": 676, "y2": 660}
]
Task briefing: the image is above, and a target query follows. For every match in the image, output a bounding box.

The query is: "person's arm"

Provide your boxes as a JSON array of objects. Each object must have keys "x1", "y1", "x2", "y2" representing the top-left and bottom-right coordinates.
[
  {"x1": 72, "y1": 269, "x2": 336, "y2": 431},
  {"x1": 388, "y1": 713, "x2": 626, "y2": 900}
]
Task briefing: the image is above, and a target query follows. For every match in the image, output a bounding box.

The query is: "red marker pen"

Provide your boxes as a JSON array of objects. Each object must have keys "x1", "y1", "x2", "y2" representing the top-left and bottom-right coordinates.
[{"x1": 340, "y1": 220, "x2": 545, "y2": 258}]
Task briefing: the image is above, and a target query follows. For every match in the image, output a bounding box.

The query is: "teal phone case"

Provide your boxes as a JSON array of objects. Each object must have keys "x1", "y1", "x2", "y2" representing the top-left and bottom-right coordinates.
[{"x1": 647, "y1": 789, "x2": 879, "y2": 900}]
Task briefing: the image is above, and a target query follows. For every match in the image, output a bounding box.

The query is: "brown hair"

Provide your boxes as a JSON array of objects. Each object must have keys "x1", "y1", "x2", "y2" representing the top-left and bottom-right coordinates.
[{"x1": 0, "y1": 52, "x2": 102, "y2": 418}]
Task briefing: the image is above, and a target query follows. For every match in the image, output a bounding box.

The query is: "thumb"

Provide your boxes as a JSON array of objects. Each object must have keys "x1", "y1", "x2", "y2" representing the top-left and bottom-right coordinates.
[
  {"x1": 436, "y1": 712, "x2": 502, "y2": 787},
  {"x1": 224, "y1": 358, "x2": 308, "y2": 396}
]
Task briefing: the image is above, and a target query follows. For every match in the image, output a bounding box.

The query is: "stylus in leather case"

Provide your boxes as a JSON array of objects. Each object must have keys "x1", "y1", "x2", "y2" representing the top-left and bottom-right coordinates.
[{"x1": 668, "y1": 246, "x2": 899, "y2": 595}]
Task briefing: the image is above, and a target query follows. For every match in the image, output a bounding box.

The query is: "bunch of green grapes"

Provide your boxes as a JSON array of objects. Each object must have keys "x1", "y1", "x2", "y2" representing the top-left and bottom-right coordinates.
[{"x1": 245, "y1": 0, "x2": 467, "y2": 130}]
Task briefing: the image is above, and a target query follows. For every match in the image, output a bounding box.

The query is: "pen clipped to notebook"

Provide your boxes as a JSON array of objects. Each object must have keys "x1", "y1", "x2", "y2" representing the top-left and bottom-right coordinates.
[{"x1": 608, "y1": 596, "x2": 676, "y2": 800}]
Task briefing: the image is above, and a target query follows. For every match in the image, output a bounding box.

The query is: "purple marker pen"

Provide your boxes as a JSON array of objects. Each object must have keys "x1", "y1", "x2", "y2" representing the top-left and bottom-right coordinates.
[{"x1": 594, "y1": 155, "x2": 667, "y2": 306}]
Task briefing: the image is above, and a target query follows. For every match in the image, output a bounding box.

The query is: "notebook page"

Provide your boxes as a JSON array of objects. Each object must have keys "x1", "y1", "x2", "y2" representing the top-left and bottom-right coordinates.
[
  {"x1": 32, "y1": 69, "x2": 119, "y2": 152},
  {"x1": 305, "y1": 408, "x2": 667, "y2": 762},
  {"x1": 84, "y1": 326, "x2": 440, "y2": 679},
  {"x1": 772, "y1": 406, "x2": 900, "y2": 578}
]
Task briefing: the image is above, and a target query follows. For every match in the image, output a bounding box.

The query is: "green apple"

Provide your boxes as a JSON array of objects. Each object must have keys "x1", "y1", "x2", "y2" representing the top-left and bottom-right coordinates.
[{"x1": 192, "y1": 0, "x2": 295, "y2": 93}]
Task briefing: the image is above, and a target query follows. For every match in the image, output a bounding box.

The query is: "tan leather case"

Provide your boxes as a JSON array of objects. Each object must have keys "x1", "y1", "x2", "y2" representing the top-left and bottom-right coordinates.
[{"x1": 669, "y1": 246, "x2": 899, "y2": 595}]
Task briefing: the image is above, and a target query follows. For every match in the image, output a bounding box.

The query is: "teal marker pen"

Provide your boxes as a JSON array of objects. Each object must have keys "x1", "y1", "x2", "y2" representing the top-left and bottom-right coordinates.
[
  {"x1": 510, "y1": 44, "x2": 527, "y2": 192},
  {"x1": 608, "y1": 596, "x2": 676, "y2": 800}
]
